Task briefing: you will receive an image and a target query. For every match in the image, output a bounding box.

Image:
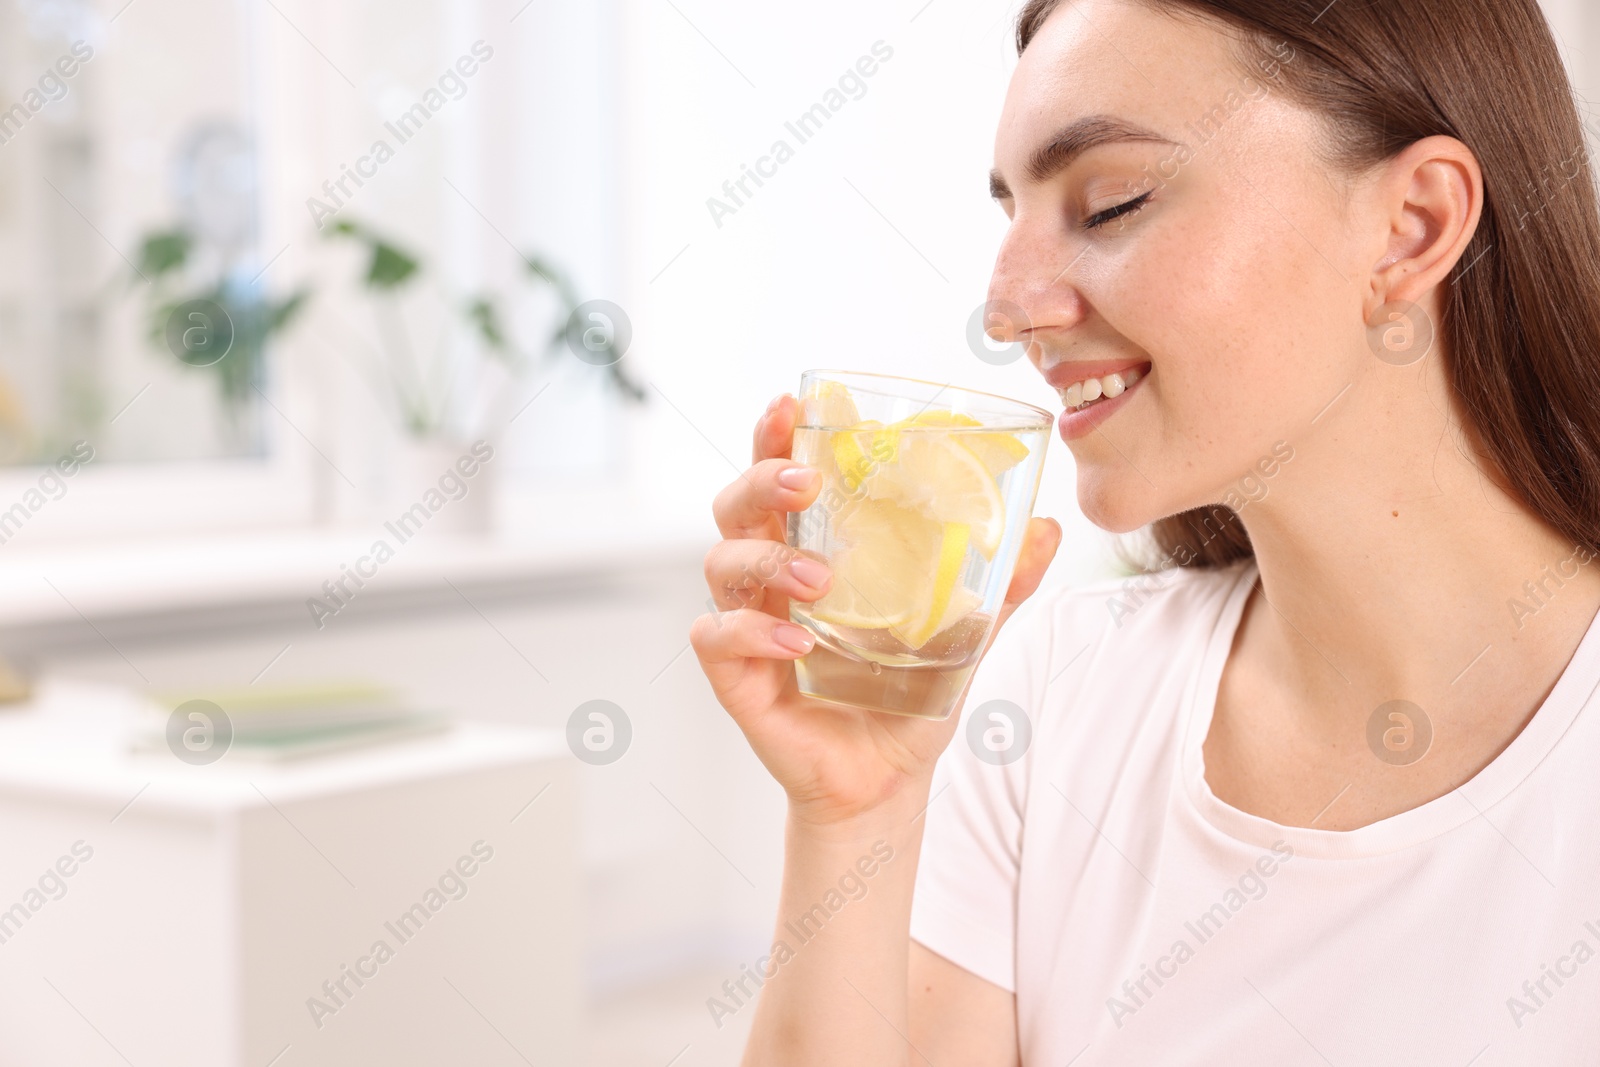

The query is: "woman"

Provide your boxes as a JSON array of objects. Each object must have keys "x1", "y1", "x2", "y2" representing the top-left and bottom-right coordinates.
[{"x1": 690, "y1": 0, "x2": 1600, "y2": 1061}]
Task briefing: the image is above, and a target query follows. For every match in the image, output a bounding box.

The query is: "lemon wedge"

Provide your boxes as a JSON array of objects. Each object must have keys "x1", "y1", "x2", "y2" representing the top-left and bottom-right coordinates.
[
  {"x1": 796, "y1": 384, "x2": 1020, "y2": 648},
  {"x1": 930, "y1": 585, "x2": 985, "y2": 637},
  {"x1": 890, "y1": 410, "x2": 1032, "y2": 480},
  {"x1": 804, "y1": 379, "x2": 861, "y2": 429},
  {"x1": 895, "y1": 520, "x2": 971, "y2": 649},
  {"x1": 848, "y1": 428, "x2": 1008, "y2": 560},
  {"x1": 799, "y1": 382, "x2": 865, "y2": 490},
  {"x1": 831, "y1": 420, "x2": 899, "y2": 495},
  {"x1": 807, "y1": 498, "x2": 938, "y2": 632},
  {"x1": 807, "y1": 499, "x2": 977, "y2": 650}
]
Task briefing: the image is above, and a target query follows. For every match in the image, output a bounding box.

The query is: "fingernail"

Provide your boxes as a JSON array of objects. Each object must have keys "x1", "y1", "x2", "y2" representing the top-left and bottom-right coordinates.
[
  {"x1": 773, "y1": 623, "x2": 815, "y2": 654},
  {"x1": 789, "y1": 557, "x2": 831, "y2": 589},
  {"x1": 777, "y1": 466, "x2": 818, "y2": 491},
  {"x1": 767, "y1": 394, "x2": 786, "y2": 414}
]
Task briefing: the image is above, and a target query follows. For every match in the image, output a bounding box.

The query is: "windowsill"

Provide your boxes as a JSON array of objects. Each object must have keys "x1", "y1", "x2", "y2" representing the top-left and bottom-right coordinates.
[{"x1": 0, "y1": 483, "x2": 714, "y2": 629}]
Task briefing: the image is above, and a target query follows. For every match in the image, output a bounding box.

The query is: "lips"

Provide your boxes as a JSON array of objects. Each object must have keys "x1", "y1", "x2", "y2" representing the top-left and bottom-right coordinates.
[
  {"x1": 1042, "y1": 358, "x2": 1151, "y2": 389},
  {"x1": 1048, "y1": 360, "x2": 1152, "y2": 442}
]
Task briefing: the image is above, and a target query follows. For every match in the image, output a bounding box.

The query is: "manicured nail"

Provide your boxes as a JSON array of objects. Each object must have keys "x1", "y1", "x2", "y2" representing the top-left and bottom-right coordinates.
[
  {"x1": 789, "y1": 557, "x2": 831, "y2": 590},
  {"x1": 777, "y1": 466, "x2": 818, "y2": 491},
  {"x1": 773, "y1": 623, "x2": 815, "y2": 654}
]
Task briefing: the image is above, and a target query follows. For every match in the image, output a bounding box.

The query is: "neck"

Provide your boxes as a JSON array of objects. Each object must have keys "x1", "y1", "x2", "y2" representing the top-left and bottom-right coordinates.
[{"x1": 1235, "y1": 364, "x2": 1600, "y2": 717}]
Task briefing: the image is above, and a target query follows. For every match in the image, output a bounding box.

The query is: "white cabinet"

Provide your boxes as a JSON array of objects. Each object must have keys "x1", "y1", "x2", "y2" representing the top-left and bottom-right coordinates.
[{"x1": 0, "y1": 679, "x2": 583, "y2": 1066}]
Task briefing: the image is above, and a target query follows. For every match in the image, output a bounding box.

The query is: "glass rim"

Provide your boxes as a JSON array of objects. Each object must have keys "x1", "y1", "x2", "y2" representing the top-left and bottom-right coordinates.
[{"x1": 799, "y1": 368, "x2": 1054, "y2": 426}]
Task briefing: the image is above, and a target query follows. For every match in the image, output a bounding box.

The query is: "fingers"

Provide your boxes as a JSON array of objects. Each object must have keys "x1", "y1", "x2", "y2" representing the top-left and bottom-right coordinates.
[
  {"x1": 752, "y1": 393, "x2": 797, "y2": 465},
  {"x1": 690, "y1": 606, "x2": 817, "y2": 666},
  {"x1": 995, "y1": 516, "x2": 1063, "y2": 631},
  {"x1": 704, "y1": 539, "x2": 832, "y2": 613},
  {"x1": 712, "y1": 457, "x2": 823, "y2": 540}
]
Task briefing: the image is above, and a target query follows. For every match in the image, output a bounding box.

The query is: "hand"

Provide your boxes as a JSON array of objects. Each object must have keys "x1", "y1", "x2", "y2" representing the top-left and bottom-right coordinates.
[{"x1": 689, "y1": 393, "x2": 1062, "y2": 828}]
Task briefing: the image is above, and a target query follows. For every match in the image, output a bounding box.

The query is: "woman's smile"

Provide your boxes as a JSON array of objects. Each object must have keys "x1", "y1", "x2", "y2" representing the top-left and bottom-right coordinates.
[{"x1": 1043, "y1": 358, "x2": 1153, "y2": 440}]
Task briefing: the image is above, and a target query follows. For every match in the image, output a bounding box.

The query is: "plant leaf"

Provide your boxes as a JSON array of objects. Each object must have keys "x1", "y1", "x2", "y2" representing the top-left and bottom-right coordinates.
[
  {"x1": 367, "y1": 242, "x2": 419, "y2": 289},
  {"x1": 465, "y1": 296, "x2": 506, "y2": 350},
  {"x1": 138, "y1": 230, "x2": 192, "y2": 278},
  {"x1": 269, "y1": 289, "x2": 312, "y2": 332}
]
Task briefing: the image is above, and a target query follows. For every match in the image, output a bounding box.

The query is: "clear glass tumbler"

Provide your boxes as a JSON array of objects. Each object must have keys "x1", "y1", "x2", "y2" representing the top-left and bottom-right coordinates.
[{"x1": 786, "y1": 370, "x2": 1052, "y2": 720}]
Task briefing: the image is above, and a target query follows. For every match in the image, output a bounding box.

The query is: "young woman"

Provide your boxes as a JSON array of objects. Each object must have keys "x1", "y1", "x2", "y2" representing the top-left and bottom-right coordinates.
[{"x1": 691, "y1": 0, "x2": 1600, "y2": 1061}]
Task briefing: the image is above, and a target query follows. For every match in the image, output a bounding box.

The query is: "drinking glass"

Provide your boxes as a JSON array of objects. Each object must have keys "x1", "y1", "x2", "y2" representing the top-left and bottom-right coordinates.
[{"x1": 785, "y1": 370, "x2": 1051, "y2": 720}]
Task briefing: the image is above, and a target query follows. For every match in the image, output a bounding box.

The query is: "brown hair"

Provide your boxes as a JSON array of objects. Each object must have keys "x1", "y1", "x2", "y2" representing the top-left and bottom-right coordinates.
[{"x1": 1017, "y1": 0, "x2": 1600, "y2": 569}]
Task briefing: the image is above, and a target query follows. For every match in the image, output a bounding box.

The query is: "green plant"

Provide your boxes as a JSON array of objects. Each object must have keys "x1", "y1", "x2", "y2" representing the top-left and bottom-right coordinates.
[
  {"x1": 134, "y1": 218, "x2": 644, "y2": 444},
  {"x1": 135, "y1": 228, "x2": 311, "y2": 412},
  {"x1": 325, "y1": 219, "x2": 645, "y2": 439}
]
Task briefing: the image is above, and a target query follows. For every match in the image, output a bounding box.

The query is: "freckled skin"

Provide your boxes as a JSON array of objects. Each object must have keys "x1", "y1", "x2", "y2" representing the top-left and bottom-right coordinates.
[
  {"x1": 984, "y1": 0, "x2": 1600, "y2": 838},
  {"x1": 988, "y1": 0, "x2": 1382, "y2": 532}
]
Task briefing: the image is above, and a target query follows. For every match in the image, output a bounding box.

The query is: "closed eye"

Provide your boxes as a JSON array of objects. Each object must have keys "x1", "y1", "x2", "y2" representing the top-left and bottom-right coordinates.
[{"x1": 1085, "y1": 190, "x2": 1153, "y2": 231}]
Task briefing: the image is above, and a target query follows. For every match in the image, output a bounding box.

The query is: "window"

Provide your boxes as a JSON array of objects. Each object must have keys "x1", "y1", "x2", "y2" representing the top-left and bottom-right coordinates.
[{"x1": 0, "y1": 0, "x2": 626, "y2": 545}]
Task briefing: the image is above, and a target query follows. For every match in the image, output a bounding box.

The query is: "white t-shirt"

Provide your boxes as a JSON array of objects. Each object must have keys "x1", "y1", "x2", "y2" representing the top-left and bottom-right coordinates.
[{"x1": 911, "y1": 558, "x2": 1600, "y2": 1066}]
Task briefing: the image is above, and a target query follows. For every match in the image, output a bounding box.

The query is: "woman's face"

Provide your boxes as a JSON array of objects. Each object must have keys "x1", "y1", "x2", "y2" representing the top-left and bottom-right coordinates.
[{"x1": 989, "y1": 0, "x2": 1384, "y2": 533}]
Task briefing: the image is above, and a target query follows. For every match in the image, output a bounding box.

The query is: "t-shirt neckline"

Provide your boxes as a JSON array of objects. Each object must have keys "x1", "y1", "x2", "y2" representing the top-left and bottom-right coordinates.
[{"x1": 1180, "y1": 559, "x2": 1600, "y2": 858}]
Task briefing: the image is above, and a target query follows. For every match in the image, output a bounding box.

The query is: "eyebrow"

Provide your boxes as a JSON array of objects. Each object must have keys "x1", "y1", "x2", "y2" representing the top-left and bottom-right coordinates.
[{"x1": 989, "y1": 115, "x2": 1176, "y2": 200}]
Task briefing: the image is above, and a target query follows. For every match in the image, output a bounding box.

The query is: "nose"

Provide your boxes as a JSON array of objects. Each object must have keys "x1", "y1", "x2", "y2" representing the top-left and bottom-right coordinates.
[{"x1": 985, "y1": 217, "x2": 1090, "y2": 347}]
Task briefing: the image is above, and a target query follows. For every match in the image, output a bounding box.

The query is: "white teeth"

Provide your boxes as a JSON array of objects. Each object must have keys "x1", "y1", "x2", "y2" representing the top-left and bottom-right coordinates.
[{"x1": 1059, "y1": 367, "x2": 1146, "y2": 412}]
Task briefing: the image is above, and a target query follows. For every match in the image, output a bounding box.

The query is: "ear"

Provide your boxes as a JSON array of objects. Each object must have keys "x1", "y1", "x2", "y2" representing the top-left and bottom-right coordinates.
[{"x1": 1366, "y1": 135, "x2": 1484, "y2": 316}]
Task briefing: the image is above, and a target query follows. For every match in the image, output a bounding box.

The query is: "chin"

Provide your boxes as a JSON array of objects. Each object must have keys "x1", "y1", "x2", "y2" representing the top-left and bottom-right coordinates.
[{"x1": 1075, "y1": 475, "x2": 1160, "y2": 535}]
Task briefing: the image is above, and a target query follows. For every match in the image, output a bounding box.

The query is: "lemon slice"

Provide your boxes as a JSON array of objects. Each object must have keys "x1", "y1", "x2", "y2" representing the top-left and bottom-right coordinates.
[
  {"x1": 894, "y1": 521, "x2": 971, "y2": 649},
  {"x1": 930, "y1": 585, "x2": 985, "y2": 637},
  {"x1": 807, "y1": 498, "x2": 939, "y2": 631},
  {"x1": 848, "y1": 428, "x2": 1007, "y2": 560},
  {"x1": 804, "y1": 380, "x2": 861, "y2": 429},
  {"x1": 891, "y1": 410, "x2": 1031, "y2": 480},
  {"x1": 831, "y1": 420, "x2": 898, "y2": 495},
  {"x1": 797, "y1": 382, "x2": 864, "y2": 492},
  {"x1": 798, "y1": 390, "x2": 1004, "y2": 649},
  {"x1": 807, "y1": 499, "x2": 982, "y2": 651}
]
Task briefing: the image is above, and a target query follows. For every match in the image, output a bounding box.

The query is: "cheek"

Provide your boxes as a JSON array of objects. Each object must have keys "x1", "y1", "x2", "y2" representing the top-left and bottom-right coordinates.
[
  {"x1": 1066, "y1": 189, "x2": 1360, "y2": 531},
  {"x1": 1103, "y1": 195, "x2": 1353, "y2": 460}
]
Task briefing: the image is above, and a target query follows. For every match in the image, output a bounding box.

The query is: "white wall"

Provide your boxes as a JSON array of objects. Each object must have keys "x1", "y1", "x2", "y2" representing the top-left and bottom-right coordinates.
[
  {"x1": 1543, "y1": 0, "x2": 1599, "y2": 111},
  {"x1": 614, "y1": 0, "x2": 1118, "y2": 591},
  {"x1": 613, "y1": 0, "x2": 1600, "y2": 596}
]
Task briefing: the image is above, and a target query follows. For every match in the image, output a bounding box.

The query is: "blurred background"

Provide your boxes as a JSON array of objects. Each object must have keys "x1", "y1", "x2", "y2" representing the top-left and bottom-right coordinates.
[{"x1": 0, "y1": 0, "x2": 1595, "y2": 1063}]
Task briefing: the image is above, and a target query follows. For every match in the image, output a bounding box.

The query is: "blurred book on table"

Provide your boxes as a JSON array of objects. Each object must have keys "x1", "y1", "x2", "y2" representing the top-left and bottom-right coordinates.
[{"x1": 130, "y1": 682, "x2": 451, "y2": 762}]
